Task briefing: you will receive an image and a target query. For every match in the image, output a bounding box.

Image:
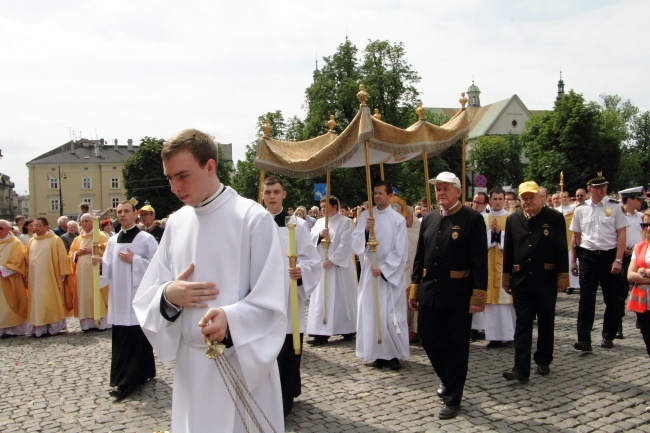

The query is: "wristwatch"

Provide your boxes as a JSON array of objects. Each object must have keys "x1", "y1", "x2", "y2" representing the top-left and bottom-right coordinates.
[{"x1": 615, "y1": 259, "x2": 623, "y2": 264}]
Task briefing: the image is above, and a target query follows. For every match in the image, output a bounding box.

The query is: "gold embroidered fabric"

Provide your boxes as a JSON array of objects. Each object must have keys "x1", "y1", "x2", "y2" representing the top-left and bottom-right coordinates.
[{"x1": 255, "y1": 106, "x2": 468, "y2": 178}]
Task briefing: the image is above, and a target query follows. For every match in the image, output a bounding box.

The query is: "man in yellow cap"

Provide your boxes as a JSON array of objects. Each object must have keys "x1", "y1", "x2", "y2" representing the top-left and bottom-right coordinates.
[
  {"x1": 138, "y1": 204, "x2": 165, "y2": 244},
  {"x1": 501, "y1": 181, "x2": 568, "y2": 382}
]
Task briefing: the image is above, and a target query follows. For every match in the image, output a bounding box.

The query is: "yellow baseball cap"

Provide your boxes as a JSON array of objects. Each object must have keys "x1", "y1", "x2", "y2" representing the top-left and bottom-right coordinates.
[{"x1": 518, "y1": 181, "x2": 539, "y2": 196}]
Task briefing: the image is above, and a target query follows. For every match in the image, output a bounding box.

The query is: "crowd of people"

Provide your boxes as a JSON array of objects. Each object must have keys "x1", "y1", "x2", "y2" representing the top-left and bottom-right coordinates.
[{"x1": 2, "y1": 128, "x2": 650, "y2": 430}]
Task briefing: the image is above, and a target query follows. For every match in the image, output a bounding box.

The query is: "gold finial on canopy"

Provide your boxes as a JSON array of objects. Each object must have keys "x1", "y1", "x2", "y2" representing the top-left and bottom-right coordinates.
[
  {"x1": 357, "y1": 84, "x2": 369, "y2": 106},
  {"x1": 459, "y1": 92, "x2": 468, "y2": 110},
  {"x1": 416, "y1": 100, "x2": 425, "y2": 121},
  {"x1": 327, "y1": 115, "x2": 337, "y2": 132},
  {"x1": 373, "y1": 108, "x2": 382, "y2": 120},
  {"x1": 261, "y1": 118, "x2": 273, "y2": 138}
]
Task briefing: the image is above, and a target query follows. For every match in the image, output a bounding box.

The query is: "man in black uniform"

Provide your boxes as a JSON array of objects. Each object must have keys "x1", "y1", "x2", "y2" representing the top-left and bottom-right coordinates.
[
  {"x1": 501, "y1": 181, "x2": 569, "y2": 383},
  {"x1": 409, "y1": 172, "x2": 487, "y2": 420}
]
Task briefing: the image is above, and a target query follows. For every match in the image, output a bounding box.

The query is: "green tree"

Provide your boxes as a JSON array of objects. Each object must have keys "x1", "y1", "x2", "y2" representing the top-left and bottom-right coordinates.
[
  {"x1": 521, "y1": 90, "x2": 621, "y2": 194},
  {"x1": 123, "y1": 137, "x2": 182, "y2": 218},
  {"x1": 619, "y1": 110, "x2": 650, "y2": 187},
  {"x1": 468, "y1": 134, "x2": 524, "y2": 189}
]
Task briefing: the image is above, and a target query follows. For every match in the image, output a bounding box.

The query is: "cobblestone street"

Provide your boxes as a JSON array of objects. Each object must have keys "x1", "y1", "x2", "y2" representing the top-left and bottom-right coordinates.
[{"x1": 2, "y1": 292, "x2": 650, "y2": 432}]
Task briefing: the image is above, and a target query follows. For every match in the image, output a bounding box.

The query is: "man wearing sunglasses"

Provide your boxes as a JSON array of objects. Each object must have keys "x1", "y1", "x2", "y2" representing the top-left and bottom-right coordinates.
[{"x1": 570, "y1": 172, "x2": 628, "y2": 351}]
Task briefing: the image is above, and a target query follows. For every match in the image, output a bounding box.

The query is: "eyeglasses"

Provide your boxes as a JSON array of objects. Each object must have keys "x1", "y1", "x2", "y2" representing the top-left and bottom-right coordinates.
[
  {"x1": 641, "y1": 223, "x2": 650, "y2": 228},
  {"x1": 141, "y1": 212, "x2": 154, "y2": 216},
  {"x1": 576, "y1": 194, "x2": 585, "y2": 197}
]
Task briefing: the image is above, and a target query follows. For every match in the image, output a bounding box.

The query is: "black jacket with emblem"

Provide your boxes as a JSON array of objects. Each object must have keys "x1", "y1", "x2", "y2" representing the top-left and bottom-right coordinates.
[
  {"x1": 502, "y1": 206, "x2": 569, "y2": 289},
  {"x1": 411, "y1": 203, "x2": 488, "y2": 308}
]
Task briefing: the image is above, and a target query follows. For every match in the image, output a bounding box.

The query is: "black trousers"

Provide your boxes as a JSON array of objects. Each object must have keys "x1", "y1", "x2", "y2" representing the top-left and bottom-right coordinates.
[
  {"x1": 636, "y1": 312, "x2": 650, "y2": 357},
  {"x1": 110, "y1": 325, "x2": 156, "y2": 387},
  {"x1": 418, "y1": 304, "x2": 472, "y2": 407},
  {"x1": 277, "y1": 333, "x2": 303, "y2": 416},
  {"x1": 576, "y1": 248, "x2": 622, "y2": 342},
  {"x1": 512, "y1": 286, "x2": 557, "y2": 377}
]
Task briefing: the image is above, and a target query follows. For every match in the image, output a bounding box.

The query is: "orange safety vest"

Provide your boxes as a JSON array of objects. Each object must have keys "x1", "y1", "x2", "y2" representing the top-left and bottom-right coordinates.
[{"x1": 627, "y1": 241, "x2": 649, "y2": 313}]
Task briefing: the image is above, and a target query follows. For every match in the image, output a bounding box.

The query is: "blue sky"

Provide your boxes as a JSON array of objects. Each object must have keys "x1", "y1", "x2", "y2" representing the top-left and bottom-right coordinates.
[{"x1": 1, "y1": 0, "x2": 647, "y2": 194}]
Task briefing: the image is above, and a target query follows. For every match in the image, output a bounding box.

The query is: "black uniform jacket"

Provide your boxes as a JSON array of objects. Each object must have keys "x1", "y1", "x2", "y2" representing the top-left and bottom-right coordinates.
[
  {"x1": 411, "y1": 203, "x2": 488, "y2": 309},
  {"x1": 502, "y1": 206, "x2": 569, "y2": 290},
  {"x1": 147, "y1": 223, "x2": 165, "y2": 244}
]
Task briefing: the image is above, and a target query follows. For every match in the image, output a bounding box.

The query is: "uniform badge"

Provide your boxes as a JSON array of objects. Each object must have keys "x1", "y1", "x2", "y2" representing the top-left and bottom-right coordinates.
[
  {"x1": 452, "y1": 232, "x2": 458, "y2": 240},
  {"x1": 605, "y1": 208, "x2": 612, "y2": 217},
  {"x1": 513, "y1": 265, "x2": 520, "y2": 271},
  {"x1": 544, "y1": 229, "x2": 549, "y2": 236}
]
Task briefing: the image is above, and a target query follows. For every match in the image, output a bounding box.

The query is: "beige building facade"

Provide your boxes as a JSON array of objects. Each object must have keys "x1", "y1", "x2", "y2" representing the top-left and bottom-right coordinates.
[{"x1": 27, "y1": 138, "x2": 136, "y2": 222}]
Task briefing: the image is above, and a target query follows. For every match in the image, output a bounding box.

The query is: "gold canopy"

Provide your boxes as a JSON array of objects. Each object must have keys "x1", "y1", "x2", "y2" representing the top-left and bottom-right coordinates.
[{"x1": 255, "y1": 105, "x2": 468, "y2": 178}]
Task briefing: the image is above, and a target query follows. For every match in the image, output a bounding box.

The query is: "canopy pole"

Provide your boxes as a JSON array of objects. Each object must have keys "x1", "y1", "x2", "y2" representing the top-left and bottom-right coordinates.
[
  {"x1": 423, "y1": 150, "x2": 431, "y2": 211},
  {"x1": 380, "y1": 163, "x2": 385, "y2": 181},
  {"x1": 358, "y1": 84, "x2": 381, "y2": 345},
  {"x1": 259, "y1": 117, "x2": 273, "y2": 205},
  {"x1": 365, "y1": 139, "x2": 382, "y2": 345},
  {"x1": 321, "y1": 171, "x2": 331, "y2": 324}
]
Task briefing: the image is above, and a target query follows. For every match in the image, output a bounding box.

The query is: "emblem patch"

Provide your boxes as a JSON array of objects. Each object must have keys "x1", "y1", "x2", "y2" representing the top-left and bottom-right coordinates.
[
  {"x1": 544, "y1": 229, "x2": 549, "y2": 236},
  {"x1": 513, "y1": 265, "x2": 520, "y2": 271},
  {"x1": 605, "y1": 208, "x2": 612, "y2": 217},
  {"x1": 452, "y1": 232, "x2": 458, "y2": 240}
]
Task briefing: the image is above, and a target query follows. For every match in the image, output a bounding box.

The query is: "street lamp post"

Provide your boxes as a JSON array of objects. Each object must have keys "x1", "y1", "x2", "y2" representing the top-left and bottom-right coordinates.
[{"x1": 47, "y1": 166, "x2": 66, "y2": 217}]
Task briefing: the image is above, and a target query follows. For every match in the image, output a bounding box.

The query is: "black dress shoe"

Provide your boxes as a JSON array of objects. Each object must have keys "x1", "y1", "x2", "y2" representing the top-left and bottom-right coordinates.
[
  {"x1": 537, "y1": 364, "x2": 550, "y2": 376},
  {"x1": 110, "y1": 385, "x2": 135, "y2": 401},
  {"x1": 436, "y1": 384, "x2": 446, "y2": 398},
  {"x1": 341, "y1": 333, "x2": 356, "y2": 341},
  {"x1": 388, "y1": 358, "x2": 402, "y2": 371},
  {"x1": 372, "y1": 359, "x2": 387, "y2": 369},
  {"x1": 566, "y1": 287, "x2": 574, "y2": 294},
  {"x1": 486, "y1": 341, "x2": 504, "y2": 349},
  {"x1": 573, "y1": 341, "x2": 593, "y2": 352},
  {"x1": 616, "y1": 325, "x2": 624, "y2": 339},
  {"x1": 600, "y1": 338, "x2": 614, "y2": 349},
  {"x1": 502, "y1": 370, "x2": 529, "y2": 383},
  {"x1": 438, "y1": 404, "x2": 461, "y2": 419},
  {"x1": 306, "y1": 338, "x2": 329, "y2": 346}
]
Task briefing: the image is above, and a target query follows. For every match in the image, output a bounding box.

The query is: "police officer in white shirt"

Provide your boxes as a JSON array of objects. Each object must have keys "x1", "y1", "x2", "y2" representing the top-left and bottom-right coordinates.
[
  {"x1": 570, "y1": 172, "x2": 628, "y2": 351},
  {"x1": 616, "y1": 186, "x2": 645, "y2": 339}
]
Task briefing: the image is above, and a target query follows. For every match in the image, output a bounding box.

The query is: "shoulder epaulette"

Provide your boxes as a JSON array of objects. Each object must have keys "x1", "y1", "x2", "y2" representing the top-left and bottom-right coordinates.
[
  {"x1": 576, "y1": 201, "x2": 586, "y2": 207},
  {"x1": 608, "y1": 198, "x2": 620, "y2": 204}
]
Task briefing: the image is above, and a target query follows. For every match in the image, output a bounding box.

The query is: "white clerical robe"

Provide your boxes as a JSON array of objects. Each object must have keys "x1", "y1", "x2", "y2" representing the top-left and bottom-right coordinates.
[
  {"x1": 276, "y1": 215, "x2": 321, "y2": 333},
  {"x1": 133, "y1": 187, "x2": 286, "y2": 433},
  {"x1": 484, "y1": 208, "x2": 515, "y2": 341},
  {"x1": 352, "y1": 206, "x2": 409, "y2": 361},
  {"x1": 307, "y1": 212, "x2": 358, "y2": 336},
  {"x1": 102, "y1": 230, "x2": 158, "y2": 326}
]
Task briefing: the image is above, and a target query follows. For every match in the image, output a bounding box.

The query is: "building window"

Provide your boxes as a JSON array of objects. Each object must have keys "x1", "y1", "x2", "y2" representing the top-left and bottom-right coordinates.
[
  {"x1": 111, "y1": 197, "x2": 120, "y2": 208},
  {"x1": 49, "y1": 177, "x2": 59, "y2": 190},
  {"x1": 111, "y1": 177, "x2": 120, "y2": 189},
  {"x1": 50, "y1": 199, "x2": 60, "y2": 212},
  {"x1": 82, "y1": 177, "x2": 92, "y2": 189}
]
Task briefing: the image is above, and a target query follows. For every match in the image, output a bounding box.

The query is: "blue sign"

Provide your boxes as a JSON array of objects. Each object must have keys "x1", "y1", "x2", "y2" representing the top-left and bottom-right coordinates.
[
  {"x1": 392, "y1": 187, "x2": 399, "y2": 196},
  {"x1": 314, "y1": 183, "x2": 327, "y2": 201}
]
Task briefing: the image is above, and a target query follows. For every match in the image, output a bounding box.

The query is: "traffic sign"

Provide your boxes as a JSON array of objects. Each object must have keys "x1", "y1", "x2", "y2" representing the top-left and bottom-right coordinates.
[
  {"x1": 314, "y1": 183, "x2": 327, "y2": 201},
  {"x1": 474, "y1": 174, "x2": 488, "y2": 187}
]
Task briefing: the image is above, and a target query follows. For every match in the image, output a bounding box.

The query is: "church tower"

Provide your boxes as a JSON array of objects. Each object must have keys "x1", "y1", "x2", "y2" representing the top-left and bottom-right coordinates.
[
  {"x1": 467, "y1": 80, "x2": 481, "y2": 107},
  {"x1": 313, "y1": 60, "x2": 320, "y2": 83},
  {"x1": 556, "y1": 71, "x2": 565, "y2": 100}
]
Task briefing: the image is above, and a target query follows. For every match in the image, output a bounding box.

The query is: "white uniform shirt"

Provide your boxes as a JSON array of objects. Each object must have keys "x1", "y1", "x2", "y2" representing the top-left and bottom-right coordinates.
[{"x1": 570, "y1": 199, "x2": 628, "y2": 251}]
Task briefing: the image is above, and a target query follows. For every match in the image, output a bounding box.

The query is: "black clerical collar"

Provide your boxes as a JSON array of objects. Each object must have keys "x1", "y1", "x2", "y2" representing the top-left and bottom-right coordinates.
[
  {"x1": 117, "y1": 224, "x2": 140, "y2": 243},
  {"x1": 273, "y1": 209, "x2": 289, "y2": 227},
  {"x1": 195, "y1": 184, "x2": 225, "y2": 208}
]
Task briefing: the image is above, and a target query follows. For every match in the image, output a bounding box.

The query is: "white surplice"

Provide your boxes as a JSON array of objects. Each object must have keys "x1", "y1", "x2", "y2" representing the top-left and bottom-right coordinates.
[
  {"x1": 103, "y1": 230, "x2": 158, "y2": 326},
  {"x1": 275, "y1": 214, "x2": 321, "y2": 333},
  {"x1": 133, "y1": 187, "x2": 287, "y2": 433},
  {"x1": 307, "y1": 212, "x2": 358, "y2": 336},
  {"x1": 352, "y1": 206, "x2": 409, "y2": 361}
]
